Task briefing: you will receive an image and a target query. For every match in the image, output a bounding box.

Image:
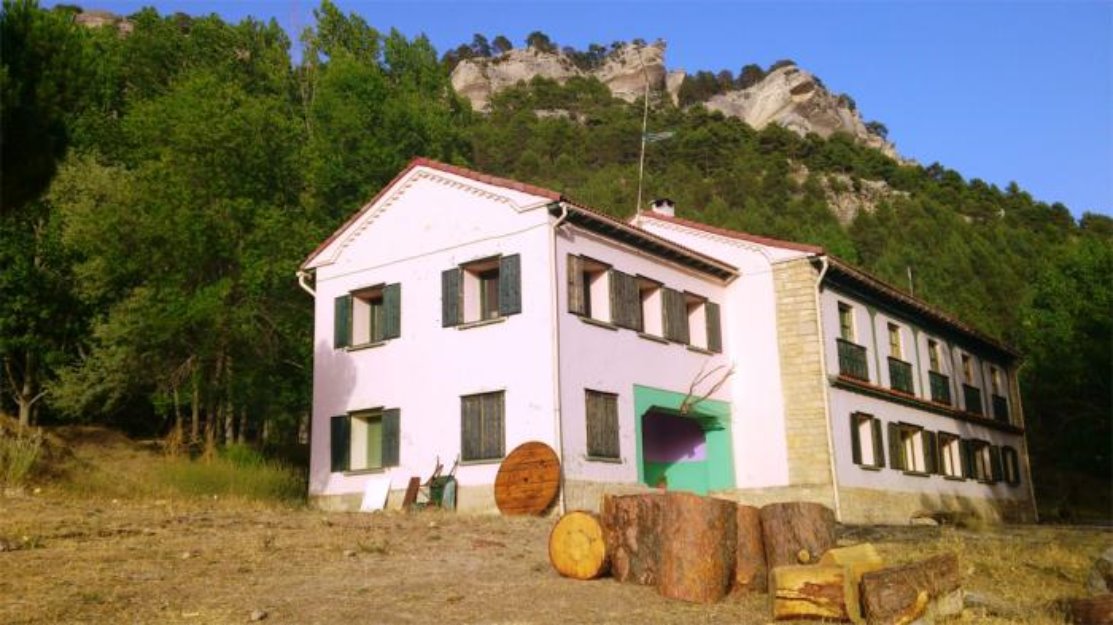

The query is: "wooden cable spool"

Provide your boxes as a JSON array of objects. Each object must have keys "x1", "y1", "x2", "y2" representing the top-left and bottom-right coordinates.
[
  {"x1": 548, "y1": 511, "x2": 608, "y2": 579},
  {"x1": 494, "y1": 441, "x2": 561, "y2": 515}
]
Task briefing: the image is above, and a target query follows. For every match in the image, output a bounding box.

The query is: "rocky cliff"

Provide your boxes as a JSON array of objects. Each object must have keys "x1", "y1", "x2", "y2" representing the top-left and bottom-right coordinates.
[{"x1": 451, "y1": 43, "x2": 895, "y2": 157}]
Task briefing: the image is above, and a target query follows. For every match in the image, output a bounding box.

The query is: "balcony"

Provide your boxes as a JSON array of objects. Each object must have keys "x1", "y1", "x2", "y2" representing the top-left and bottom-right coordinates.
[
  {"x1": 963, "y1": 384, "x2": 983, "y2": 416},
  {"x1": 929, "y1": 371, "x2": 952, "y2": 405},
  {"x1": 888, "y1": 357, "x2": 914, "y2": 395},
  {"x1": 837, "y1": 339, "x2": 869, "y2": 381},
  {"x1": 992, "y1": 394, "x2": 1010, "y2": 422}
]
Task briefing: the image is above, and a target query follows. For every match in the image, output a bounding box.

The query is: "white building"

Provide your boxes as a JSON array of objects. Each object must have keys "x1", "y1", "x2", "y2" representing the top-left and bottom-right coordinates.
[{"x1": 299, "y1": 159, "x2": 1036, "y2": 523}]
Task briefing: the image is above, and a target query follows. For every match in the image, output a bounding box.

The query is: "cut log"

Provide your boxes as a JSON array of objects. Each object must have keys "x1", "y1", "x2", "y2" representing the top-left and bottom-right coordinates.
[
  {"x1": 820, "y1": 544, "x2": 885, "y2": 624},
  {"x1": 735, "y1": 504, "x2": 768, "y2": 593},
  {"x1": 771, "y1": 564, "x2": 853, "y2": 621},
  {"x1": 548, "y1": 511, "x2": 608, "y2": 580},
  {"x1": 657, "y1": 492, "x2": 737, "y2": 604},
  {"x1": 760, "y1": 501, "x2": 837, "y2": 569},
  {"x1": 860, "y1": 553, "x2": 961, "y2": 625},
  {"x1": 600, "y1": 493, "x2": 665, "y2": 586},
  {"x1": 1068, "y1": 595, "x2": 1113, "y2": 625}
]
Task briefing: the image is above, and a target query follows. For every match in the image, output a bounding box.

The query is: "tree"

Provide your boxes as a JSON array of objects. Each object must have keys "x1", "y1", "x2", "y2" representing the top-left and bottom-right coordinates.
[
  {"x1": 492, "y1": 35, "x2": 512, "y2": 54},
  {"x1": 865, "y1": 120, "x2": 888, "y2": 140},
  {"x1": 525, "y1": 30, "x2": 556, "y2": 54},
  {"x1": 470, "y1": 33, "x2": 491, "y2": 57},
  {"x1": 737, "y1": 64, "x2": 765, "y2": 89}
]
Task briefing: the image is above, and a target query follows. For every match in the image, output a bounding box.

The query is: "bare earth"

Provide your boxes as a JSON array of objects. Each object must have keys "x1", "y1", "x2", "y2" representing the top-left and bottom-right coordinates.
[{"x1": 1, "y1": 431, "x2": 1109, "y2": 624}]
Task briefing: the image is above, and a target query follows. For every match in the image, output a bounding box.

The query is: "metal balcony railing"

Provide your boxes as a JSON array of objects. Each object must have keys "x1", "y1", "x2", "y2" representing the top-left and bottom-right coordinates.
[
  {"x1": 992, "y1": 394, "x2": 1010, "y2": 423},
  {"x1": 888, "y1": 357, "x2": 914, "y2": 395},
  {"x1": 963, "y1": 384, "x2": 983, "y2": 416},
  {"x1": 929, "y1": 371, "x2": 952, "y2": 405},
  {"x1": 837, "y1": 339, "x2": 869, "y2": 381}
]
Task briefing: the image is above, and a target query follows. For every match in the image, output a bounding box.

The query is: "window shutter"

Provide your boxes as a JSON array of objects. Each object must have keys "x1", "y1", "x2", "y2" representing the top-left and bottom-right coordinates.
[
  {"x1": 441, "y1": 268, "x2": 462, "y2": 327},
  {"x1": 989, "y1": 445, "x2": 1003, "y2": 483},
  {"x1": 567, "y1": 255, "x2": 586, "y2": 315},
  {"x1": 849, "y1": 415, "x2": 862, "y2": 465},
  {"x1": 333, "y1": 295, "x2": 352, "y2": 348},
  {"x1": 706, "y1": 302, "x2": 723, "y2": 353},
  {"x1": 871, "y1": 418, "x2": 885, "y2": 468},
  {"x1": 461, "y1": 396, "x2": 481, "y2": 460},
  {"x1": 330, "y1": 415, "x2": 350, "y2": 472},
  {"x1": 381, "y1": 409, "x2": 400, "y2": 467},
  {"x1": 887, "y1": 422, "x2": 904, "y2": 470},
  {"x1": 383, "y1": 283, "x2": 401, "y2": 340},
  {"x1": 922, "y1": 431, "x2": 938, "y2": 474},
  {"x1": 1002, "y1": 447, "x2": 1020, "y2": 485},
  {"x1": 662, "y1": 288, "x2": 689, "y2": 344},
  {"x1": 484, "y1": 392, "x2": 505, "y2": 459},
  {"x1": 499, "y1": 254, "x2": 522, "y2": 316},
  {"x1": 959, "y1": 439, "x2": 973, "y2": 478},
  {"x1": 604, "y1": 394, "x2": 619, "y2": 458},
  {"x1": 609, "y1": 270, "x2": 642, "y2": 331}
]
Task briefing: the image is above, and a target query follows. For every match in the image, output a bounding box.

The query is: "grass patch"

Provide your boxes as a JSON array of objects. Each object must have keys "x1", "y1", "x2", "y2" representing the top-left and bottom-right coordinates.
[
  {"x1": 154, "y1": 455, "x2": 305, "y2": 503},
  {"x1": 0, "y1": 427, "x2": 44, "y2": 491}
]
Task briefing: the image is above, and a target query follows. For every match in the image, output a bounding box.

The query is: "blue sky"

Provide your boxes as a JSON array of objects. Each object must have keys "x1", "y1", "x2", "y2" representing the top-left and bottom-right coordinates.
[{"x1": 55, "y1": 1, "x2": 1113, "y2": 216}]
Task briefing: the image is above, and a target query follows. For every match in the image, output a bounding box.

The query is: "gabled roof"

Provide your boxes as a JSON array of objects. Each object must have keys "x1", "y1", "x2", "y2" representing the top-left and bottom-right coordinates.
[{"x1": 636, "y1": 209, "x2": 1018, "y2": 359}]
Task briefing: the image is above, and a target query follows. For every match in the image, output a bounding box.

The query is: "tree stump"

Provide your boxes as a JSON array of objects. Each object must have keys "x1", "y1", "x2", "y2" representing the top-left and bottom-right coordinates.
[
  {"x1": 760, "y1": 501, "x2": 837, "y2": 569},
  {"x1": 601, "y1": 493, "x2": 664, "y2": 585},
  {"x1": 771, "y1": 564, "x2": 853, "y2": 621},
  {"x1": 548, "y1": 511, "x2": 608, "y2": 580},
  {"x1": 1068, "y1": 595, "x2": 1113, "y2": 625},
  {"x1": 860, "y1": 553, "x2": 961, "y2": 625},
  {"x1": 735, "y1": 504, "x2": 768, "y2": 593},
  {"x1": 820, "y1": 544, "x2": 885, "y2": 624},
  {"x1": 657, "y1": 492, "x2": 737, "y2": 603}
]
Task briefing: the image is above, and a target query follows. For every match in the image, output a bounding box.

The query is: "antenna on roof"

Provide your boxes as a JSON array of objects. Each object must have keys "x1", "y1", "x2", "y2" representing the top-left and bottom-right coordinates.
[
  {"x1": 907, "y1": 265, "x2": 915, "y2": 297},
  {"x1": 635, "y1": 45, "x2": 650, "y2": 213}
]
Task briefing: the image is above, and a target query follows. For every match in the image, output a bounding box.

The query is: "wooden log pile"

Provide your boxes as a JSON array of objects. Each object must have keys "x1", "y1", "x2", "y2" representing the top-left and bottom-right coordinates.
[{"x1": 547, "y1": 492, "x2": 972, "y2": 623}]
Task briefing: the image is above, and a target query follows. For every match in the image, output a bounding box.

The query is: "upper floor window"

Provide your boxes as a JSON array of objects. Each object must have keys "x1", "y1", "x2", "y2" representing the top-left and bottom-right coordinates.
[
  {"x1": 567, "y1": 255, "x2": 611, "y2": 323},
  {"x1": 838, "y1": 302, "x2": 855, "y2": 341},
  {"x1": 990, "y1": 366, "x2": 1003, "y2": 395},
  {"x1": 961, "y1": 353, "x2": 975, "y2": 384},
  {"x1": 887, "y1": 323, "x2": 902, "y2": 359},
  {"x1": 639, "y1": 278, "x2": 663, "y2": 337},
  {"x1": 334, "y1": 283, "x2": 401, "y2": 349},
  {"x1": 442, "y1": 255, "x2": 521, "y2": 327},
  {"x1": 927, "y1": 339, "x2": 942, "y2": 372}
]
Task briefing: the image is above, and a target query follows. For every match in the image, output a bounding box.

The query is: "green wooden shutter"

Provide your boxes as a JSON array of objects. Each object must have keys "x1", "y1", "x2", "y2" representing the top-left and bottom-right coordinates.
[
  {"x1": 382, "y1": 283, "x2": 401, "y2": 340},
  {"x1": 662, "y1": 288, "x2": 689, "y2": 344},
  {"x1": 330, "y1": 415, "x2": 350, "y2": 472},
  {"x1": 333, "y1": 295, "x2": 352, "y2": 348},
  {"x1": 609, "y1": 270, "x2": 641, "y2": 331},
  {"x1": 461, "y1": 396, "x2": 481, "y2": 460},
  {"x1": 849, "y1": 414, "x2": 862, "y2": 465},
  {"x1": 381, "y1": 409, "x2": 400, "y2": 467},
  {"x1": 442, "y1": 268, "x2": 461, "y2": 327},
  {"x1": 706, "y1": 301, "x2": 723, "y2": 353},
  {"x1": 567, "y1": 255, "x2": 586, "y2": 315},
  {"x1": 959, "y1": 439, "x2": 973, "y2": 478},
  {"x1": 871, "y1": 418, "x2": 885, "y2": 468},
  {"x1": 499, "y1": 254, "x2": 522, "y2": 316},
  {"x1": 484, "y1": 392, "x2": 505, "y2": 458},
  {"x1": 922, "y1": 431, "x2": 938, "y2": 474},
  {"x1": 1002, "y1": 447, "x2": 1020, "y2": 485},
  {"x1": 887, "y1": 422, "x2": 904, "y2": 470},
  {"x1": 989, "y1": 445, "x2": 1003, "y2": 483}
]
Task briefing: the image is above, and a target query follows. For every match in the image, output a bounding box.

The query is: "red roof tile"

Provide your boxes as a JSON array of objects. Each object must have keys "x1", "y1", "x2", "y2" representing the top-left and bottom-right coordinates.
[{"x1": 636, "y1": 211, "x2": 826, "y2": 254}]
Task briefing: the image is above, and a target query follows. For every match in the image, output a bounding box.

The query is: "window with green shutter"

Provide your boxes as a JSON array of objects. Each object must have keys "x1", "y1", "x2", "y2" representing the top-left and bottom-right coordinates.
[
  {"x1": 334, "y1": 408, "x2": 402, "y2": 472},
  {"x1": 330, "y1": 415, "x2": 350, "y2": 472},
  {"x1": 461, "y1": 391, "x2": 505, "y2": 461},
  {"x1": 336, "y1": 283, "x2": 401, "y2": 348},
  {"x1": 333, "y1": 295, "x2": 352, "y2": 349},
  {"x1": 448, "y1": 255, "x2": 523, "y2": 326},
  {"x1": 662, "y1": 287, "x2": 689, "y2": 344},
  {"x1": 1001, "y1": 446, "x2": 1021, "y2": 486},
  {"x1": 937, "y1": 432, "x2": 963, "y2": 478},
  {"x1": 585, "y1": 390, "x2": 620, "y2": 460},
  {"x1": 850, "y1": 412, "x2": 883, "y2": 469},
  {"x1": 609, "y1": 269, "x2": 642, "y2": 331},
  {"x1": 706, "y1": 302, "x2": 723, "y2": 353}
]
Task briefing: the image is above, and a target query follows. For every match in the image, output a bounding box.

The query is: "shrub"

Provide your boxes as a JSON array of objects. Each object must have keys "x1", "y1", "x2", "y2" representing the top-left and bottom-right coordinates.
[
  {"x1": 154, "y1": 456, "x2": 305, "y2": 503},
  {"x1": 0, "y1": 428, "x2": 44, "y2": 491}
]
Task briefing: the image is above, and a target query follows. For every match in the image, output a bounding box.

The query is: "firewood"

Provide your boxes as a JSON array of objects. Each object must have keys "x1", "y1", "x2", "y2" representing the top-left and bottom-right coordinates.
[
  {"x1": 760, "y1": 501, "x2": 837, "y2": 568},
  {"x1": 1067, "y1": 595, "x2": 1113, "y2": 625},
  {"x1": 820, "y1": 544, "x2": 885, "y2": 624},
  {"x1": 548, "y1": 511, "x2": 608, "y2": 580},
  {"x1": 860, "y1": 554, "x2": 961, "y2": 625},
  {"x1": 656, "y1": 492, "x2": 737, "y2": 603},
  {"x1": 600, "y1": 493, "x2": 664, "y2": 585},
  {"x1": 771, "y1": 564, "x2": 853, "y2": 621},
  {"x1": 735, "y1": 504, "x2": 768, "y2": 593}
]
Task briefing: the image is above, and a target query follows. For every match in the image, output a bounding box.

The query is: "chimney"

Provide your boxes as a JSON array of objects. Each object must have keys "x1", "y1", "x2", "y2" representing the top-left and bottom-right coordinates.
[{"x1": 649, "y1": 198, "x2": 675, "y2": 217}]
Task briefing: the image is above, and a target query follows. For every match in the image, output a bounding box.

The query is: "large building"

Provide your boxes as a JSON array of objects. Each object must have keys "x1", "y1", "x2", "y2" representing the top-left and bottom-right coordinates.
[{"x1": 299, "y1": 158, "x2": 1036, "y2": 523}]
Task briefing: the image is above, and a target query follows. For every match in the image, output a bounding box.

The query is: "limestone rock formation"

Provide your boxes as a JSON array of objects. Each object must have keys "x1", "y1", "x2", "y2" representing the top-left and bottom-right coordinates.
[{"x1": 705, "y1": 64, "x2": 896, "y2": 158}]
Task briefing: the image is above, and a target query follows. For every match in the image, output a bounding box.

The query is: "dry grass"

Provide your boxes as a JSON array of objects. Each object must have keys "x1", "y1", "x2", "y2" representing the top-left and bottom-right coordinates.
[{"x1": 0, "y1": 427, "x2": 1109, "y2": 624}]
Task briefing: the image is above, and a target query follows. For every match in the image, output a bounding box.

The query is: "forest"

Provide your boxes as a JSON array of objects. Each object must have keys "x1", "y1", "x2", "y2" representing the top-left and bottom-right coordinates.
[{"x1": 1, "y1": 1, "x2": 1109, "y2": 517}]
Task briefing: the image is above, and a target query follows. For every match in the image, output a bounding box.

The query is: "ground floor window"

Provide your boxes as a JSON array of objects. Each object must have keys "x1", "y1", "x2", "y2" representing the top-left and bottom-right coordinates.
[
  {"x1": 850, "y1": 412, "x2": 884, "y2": 468},
  {"x1": 461, "y1": 391, "x2": 505, "y2": 462},
  {"x1": 330, "y1": 409, "x2": 400, "y2": 472},
  {"x1": 585, "y1": 390, "x2": 619, "y2": 460},
  {"x1": 888, "y1": 422, "x2": 932, "y2": 473},
  {"x1": 966, "y1": 439, "x2": 999, "y2": 482},
  {"x1": 1001, "y1": 446, "x2": 1021, "y2": 486},
  {"x1": 938, "y1": 432, "x2": 963, "y2": 478}
]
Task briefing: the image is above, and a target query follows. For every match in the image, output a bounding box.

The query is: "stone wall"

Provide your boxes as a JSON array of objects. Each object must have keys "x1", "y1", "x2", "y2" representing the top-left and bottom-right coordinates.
[
  {"x1": 772, "y1": 258, "x2": 836, "y2": 510},
  {"x1": 310, "y1": 484, "x2": 499, "y2": 514},
  {"x1": 838, "y1": 486, "x2": 1037, "y2": 525}
]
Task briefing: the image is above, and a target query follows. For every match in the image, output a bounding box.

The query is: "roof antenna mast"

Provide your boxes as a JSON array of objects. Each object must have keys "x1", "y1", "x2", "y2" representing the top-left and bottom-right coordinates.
[{"x1": 635, "y1": 44, "x2": 650, "y2": 214}]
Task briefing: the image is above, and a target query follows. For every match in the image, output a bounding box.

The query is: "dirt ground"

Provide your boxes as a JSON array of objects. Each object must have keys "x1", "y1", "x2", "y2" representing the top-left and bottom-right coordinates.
[{"x1": 1, "y1": 430, "x2": 1110, "y2": 624}]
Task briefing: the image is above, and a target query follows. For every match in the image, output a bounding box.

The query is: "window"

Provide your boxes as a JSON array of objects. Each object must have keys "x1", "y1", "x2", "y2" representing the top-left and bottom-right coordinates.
[
  {"x1": 967, "y1": 440, "x2": 993, "y2": 482},
  {"x1": 887, "y1": 323, "x2": 902, "y2": 359},
  {"x1": 850, "y1": 413, "x2": 884, "y2": 468},
  {"x1": 609, "y1": 269, "x2": 642, "y2": 331},
  {"x1": 442, "y1": 255, "x2": 521, "y2": 326},
  {"x1": 461, "y1": 391, "x2": 504, "y2": 461},
  {"x1": 686, "y1": 293, "x2": 708, "y2": 350},
  {"x1": 1001, "y1": 446, "x2": 1021, "y2": 486},
  {"x1": 928, "y1": 340, "x2": 941, "y2": 372},
  {"x1": 662, "y1": 287, "x2": 690, "y2": 344},
  {"x1": 330, "y1": 409, "x2": 400, "y2": 472},
  {"x1": 961, "y1": 353, "x2": 974, "y2": 384},
  {"x1": 938, "y1": 432, "x2": 963, "y2": 478},
  {"x1": 567, "y1": 255, "x2": 611, "y2": 323},
  {"x1": 887, "y1": 422, "x2": 934, "y2": 474},
  {"x1": 838, "y1": 302, "x2": 855, "y2": 341},
  {"x1": 585, "y1": 390, "x2": 619, "y2": 459},
  {"x1": 990, "y1": 366, "x2": 1002, "y2": 395},
  {"x1": 639, "y1": 278, "x2": 663, "y2": 337},
  {"x1": 333, "y1": 283, "x2": 401, "y2": 349}
]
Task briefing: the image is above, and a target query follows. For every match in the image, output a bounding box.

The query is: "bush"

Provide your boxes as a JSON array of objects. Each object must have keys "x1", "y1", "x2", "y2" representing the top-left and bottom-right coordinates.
[
  {"x1": 155, "y1": 456, "x2": 305, "y2": 503},
  {"x1": 0, "y1": 428, "x2": 43, "y2": 491},
  {"x1": 220, "y1": 443, "x2": 266, "y2": 467}
]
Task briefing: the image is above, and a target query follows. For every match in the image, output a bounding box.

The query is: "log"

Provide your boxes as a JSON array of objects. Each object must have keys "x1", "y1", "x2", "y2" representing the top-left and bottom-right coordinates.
[
  {"x1": 860, "y1": 553, "x2": 961, "y2": 625},
  {"x1": 820, "y1": 544, "x2": 885, "y2": 624},
  {"x1": 771, "y1": 564, "x2": 853, "y2": 621},
  {"x1": 657, "y1": 492, "x2": 737, "y2": 604},
  {"x1": 548, "y1": 511, "x2": 608, "y2": 580},
  {"x1": 760, "y1": 501, "x2": 837, "y2": 569},
  {"x1": 1068, "y1": 595, "x2": 1113, "y2": 625},
  {"x1": 735, "y1": 504, "x2": 768, "y2": 593},
  {"x1": 601, "y1": 493, "x2": 664, "y2": 585}
]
